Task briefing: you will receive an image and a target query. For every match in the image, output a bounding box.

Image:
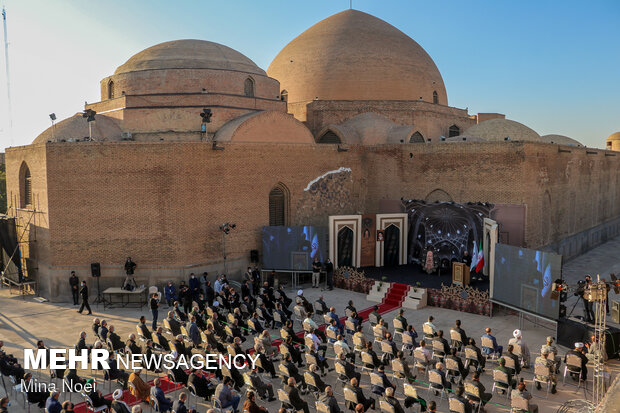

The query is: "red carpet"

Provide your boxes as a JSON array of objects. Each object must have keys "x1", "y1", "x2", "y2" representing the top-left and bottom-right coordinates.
[{"x1": 72, "y1": 282, "x2": 410, "y2": 412}]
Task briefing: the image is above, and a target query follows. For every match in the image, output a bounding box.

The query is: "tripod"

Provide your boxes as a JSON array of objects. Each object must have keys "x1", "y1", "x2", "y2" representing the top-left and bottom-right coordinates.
[{"x1": 93, "y1": 276, "x2": 104, "y2": 305}]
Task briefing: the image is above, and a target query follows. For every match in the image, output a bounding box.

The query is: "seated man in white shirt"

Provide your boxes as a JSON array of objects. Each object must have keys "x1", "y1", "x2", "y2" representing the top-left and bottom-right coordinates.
[
  {"x1": 303, "y1": 316, "x2": 326, "y2": 343},
  {"x1": 423, "y1": 316, "x2": 438, "y2": 338},
  {"x1": 335, "y1": 334, "x2": 356, "y2": 363}
]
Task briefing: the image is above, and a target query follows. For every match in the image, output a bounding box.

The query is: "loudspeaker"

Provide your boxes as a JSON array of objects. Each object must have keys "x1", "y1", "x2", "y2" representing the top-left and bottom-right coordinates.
[
  {"x1": 250, "y1": 250, "x2": 259, "y2": 263},
  {"x1": 91, "y1": 262, "x2": 101, "y2": 278}
]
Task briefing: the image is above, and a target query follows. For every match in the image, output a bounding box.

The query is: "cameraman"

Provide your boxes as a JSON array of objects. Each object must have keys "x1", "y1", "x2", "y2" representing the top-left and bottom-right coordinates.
[{"x1": 575, "y1": 276, "x2": 594, "y2": 323}]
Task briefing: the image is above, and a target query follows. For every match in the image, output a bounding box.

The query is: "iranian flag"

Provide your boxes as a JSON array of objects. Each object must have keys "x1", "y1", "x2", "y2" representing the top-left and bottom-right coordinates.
[
  {"x1": 470, "y1": 244, "x2": 478, "y2": 272},
  {"x1": 475, "y1": 242, "x2": 485, "y2": 273}
]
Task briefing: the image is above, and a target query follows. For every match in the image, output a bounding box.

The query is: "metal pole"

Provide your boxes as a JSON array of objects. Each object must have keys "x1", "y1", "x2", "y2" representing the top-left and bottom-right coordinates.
[{"x1": 2, "y1": 6, "x2": 13, "y2": 146}]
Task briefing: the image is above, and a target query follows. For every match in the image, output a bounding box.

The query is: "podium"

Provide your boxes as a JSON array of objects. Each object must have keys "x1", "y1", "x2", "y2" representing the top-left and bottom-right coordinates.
[{"x1": 452, "y1": 262, "x2": 470, "y2": 286}]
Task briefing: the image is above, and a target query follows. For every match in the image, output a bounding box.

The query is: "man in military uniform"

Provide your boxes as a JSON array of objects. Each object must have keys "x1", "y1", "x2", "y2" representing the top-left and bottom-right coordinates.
[
  {"x1": 540, "y1": 336, "x2": 561, "y2": 372},
  {"x1": 534, "y1": 349, "x2": 556, "y2": 394},
  {"x1": 394, "y1": 309, "x2": 408, "y2": 333},
  {"x1": 494, "y1": 358, "x2": 516, "y2": 391}
]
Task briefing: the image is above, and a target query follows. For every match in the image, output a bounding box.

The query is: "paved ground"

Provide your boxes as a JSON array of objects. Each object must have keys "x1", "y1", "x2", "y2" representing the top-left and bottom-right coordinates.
[{"x1": 1, "y1": 235, "x2": 619, "y2": 412}]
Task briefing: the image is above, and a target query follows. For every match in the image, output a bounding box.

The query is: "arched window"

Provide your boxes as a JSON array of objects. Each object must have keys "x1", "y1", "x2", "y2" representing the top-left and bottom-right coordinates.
[
  {"x1": 108, "y1": 80, "x2": 115, "y2": 99},
  {"x1": 448, "y1": 125, "x2": 460, "y2": 137},
  {"x1": 433, "y1": 91, "x2": 438, "y2": 104},
  {"x1": 269, "y1": 184, "x2": 289, "y2": 226},
  {"x1": 317, "y1": 130, "x2": 341, "y2": 144},
  {"x1": 244, "y1": 77, "x2": 255, "y2": 97},
  {"x1": 409, "y1": 131, "x2": 424, "y2": 143},
  {"x1": 280, "y1": 90, "x2": 288, "y2": 102},
  {"x1": 20, "y1": 163, "x2": 32, "y2": 208}
]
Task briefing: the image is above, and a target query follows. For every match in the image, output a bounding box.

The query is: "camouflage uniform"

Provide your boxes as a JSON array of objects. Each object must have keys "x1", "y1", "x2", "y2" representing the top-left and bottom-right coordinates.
[
  {"x1": 535, "y1": 355, "x2": 556, "y2": 385},
  {"x1": 540, "y1": 344, "x2": 561, "y2": 370}
]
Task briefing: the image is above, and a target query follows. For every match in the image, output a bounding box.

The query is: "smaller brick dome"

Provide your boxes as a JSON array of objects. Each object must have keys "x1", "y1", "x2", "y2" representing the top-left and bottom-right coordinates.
[
  {"x1": 115, "y1": 39, "x2": 265, "y2": 76},
  {"x1": 540, "y1": 134, "x2": 582, "y2": 147},
  {"x1": 33, "y1": 113, "x2": 122, "y2": 144},
  {"x1": 607, "y1": 132, "x2": 620, "y2": 142},
  {"x1": 462, "y1": 118, "x2": 540, "y2": 142}
]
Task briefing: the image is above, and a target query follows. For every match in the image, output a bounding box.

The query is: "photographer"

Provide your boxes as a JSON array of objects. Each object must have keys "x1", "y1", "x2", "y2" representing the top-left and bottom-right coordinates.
[{"x1": 574, "y1": 276, "x2": 594, "y2": 323}]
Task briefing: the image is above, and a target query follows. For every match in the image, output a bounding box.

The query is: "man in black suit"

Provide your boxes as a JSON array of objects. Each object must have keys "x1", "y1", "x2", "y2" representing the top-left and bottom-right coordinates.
[
  {"x1": 154, "y1": 327, "x2": 170, "y2": 351},
  {"x1": 319, "y1": 386, "x2": 341, "y2": 413},
  {"x1": 435, "y1": 330, "x2": 451, "y2": 356},
  {"x1": 172, "y1": 392, "x2": 189, "y2": 413},
  {"x1": 282, "y1": 354, "x2": 307, "y2": 390},
  {"x1": 138, "y1": 316, "x2": 153, "y2": 340},
  {"x1": 382, "y1": 387, "x2": 405, "y2": 413},
  {"x1": 205, "y1": 281, "x2": 215, "y2": 307},
  {"x1": 165, "y1": 311, "x2": 182, "y2": 336},
  {"x1": 69, "y1": 271, "x2": 79, "y2": 305},
  {"x1": 344, "y1": 377, "x2": 375, "y2": 411},
  {"x1": 108, "y1": 325, "x2": 124, "y2": 351},
  {"x1": 283, "y1": 377, "x2": 309, "y2": 413},
  {"x1": 77, "y1": 281, "x2": 92, "y2": 314},
  {"x1": 187, "y1": 369, "x2": 215, "y2": 400}
]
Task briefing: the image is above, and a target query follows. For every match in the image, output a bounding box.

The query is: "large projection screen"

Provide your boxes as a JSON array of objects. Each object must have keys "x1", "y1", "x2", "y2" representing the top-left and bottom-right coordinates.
[
  {"x1": 493, "y1": 244, "x2": 562, "y2": 320},
  {"x1": 262, "y1": 226, "x2": 328, "y2": 271}
]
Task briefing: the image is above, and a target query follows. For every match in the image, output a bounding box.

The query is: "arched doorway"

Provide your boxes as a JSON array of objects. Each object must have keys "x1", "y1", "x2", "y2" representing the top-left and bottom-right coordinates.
[
  {"x1": 337, "y1": 226, "x2": 354, "y2": 267},
  {"x1": 383, "y1": 224, "x2": 400, "y2": 266}
]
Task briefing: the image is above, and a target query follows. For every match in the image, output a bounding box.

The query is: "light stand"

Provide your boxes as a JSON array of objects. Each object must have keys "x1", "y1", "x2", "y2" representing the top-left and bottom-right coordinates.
[
  {"x1": 219, "y1": 223, "x2": 236, "y2": 274},
  {"x1": 49, "y1": 113, "x2": 56, "y2": 140},
  {"x1": 82, "y1": 109, "x2": 96, "y2": 140},
  {"x1": 93, "y1": 276, "x2": 103, "y2": 305}
]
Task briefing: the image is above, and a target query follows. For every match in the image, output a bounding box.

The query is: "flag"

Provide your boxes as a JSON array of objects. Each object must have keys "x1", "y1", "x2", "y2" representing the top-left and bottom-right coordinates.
[
  {"x1": 475, "y1": 242, "x2": 485, "y2": 273},
  {"x1": 470, "y1": 243, "x2": 478, "y2": 272}
]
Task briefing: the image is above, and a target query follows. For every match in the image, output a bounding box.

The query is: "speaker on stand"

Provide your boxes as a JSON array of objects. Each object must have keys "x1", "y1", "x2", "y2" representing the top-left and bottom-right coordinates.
[{"x1": 91, "y1": 263, "x2": 103, "y2": 305}]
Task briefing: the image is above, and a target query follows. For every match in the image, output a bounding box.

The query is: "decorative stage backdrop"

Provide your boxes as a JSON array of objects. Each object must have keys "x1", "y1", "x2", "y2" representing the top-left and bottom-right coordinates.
[{"x1": 404, "y1": 200, "x2": 494, "y2": 271}]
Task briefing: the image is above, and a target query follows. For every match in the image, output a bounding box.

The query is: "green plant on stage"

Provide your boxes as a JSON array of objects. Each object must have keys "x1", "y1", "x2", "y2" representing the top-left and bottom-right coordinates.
[{"x1": 413, "y1": 281, "x2": 421, "y2": 292}]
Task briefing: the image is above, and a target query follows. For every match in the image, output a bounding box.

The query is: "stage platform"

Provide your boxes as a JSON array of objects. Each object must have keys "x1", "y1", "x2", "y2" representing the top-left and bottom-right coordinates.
[{"x1": 361, "y1": 263, "x2": 490, "y2": 291}]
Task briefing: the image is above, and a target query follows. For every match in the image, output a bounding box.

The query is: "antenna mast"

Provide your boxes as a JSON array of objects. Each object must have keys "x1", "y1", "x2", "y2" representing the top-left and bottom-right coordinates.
[{"x1": 2, "y1": 6, "x2": 13, "y2": 146}]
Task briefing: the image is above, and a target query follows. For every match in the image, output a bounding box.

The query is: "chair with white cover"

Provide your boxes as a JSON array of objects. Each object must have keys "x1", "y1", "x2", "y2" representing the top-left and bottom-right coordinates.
[
  {"x1": 450, "y1": 330, "x2": 463, "y2": 351},
  {"x1": 445, "y1": 357, "x2": 461, "y2": 384},
  {"x1": 533, "y1": 363, "x2": 553, "y2": 399},
  {"x1": 449, "y1": 397, "x2": 467, "y2": 413},
  {"x1": 422, "y1": 323, "x2": 434, "y2": 338},
  {"x1": 563, "y1": 353, "x2": 587, "y2": 395},
  {"x1": 510, "y1": 393, "x2": 530, "y2": 413},
  {"x1": 316, "y1": 401, "x2": 331, "y2": 413},
  {"x1": 82, "y1": 392, "x2": 108, "y2": 413},
  {"x1": 213, "y1": 397, "x2": 235, "y2": 413},
  {"x1": 413, "y1": 349, "x2": 429, "y2": 377},
  {"x1": 481, "y1": 336, "x2": 498, "y2": 362},
  {"x1": 491, "y1": 369, "x2": 511, "y2": 399},
  {"x1": 401, "y1": 333, "x2": 414, "y2": 355},
  {"x1": 277, "y1": 389, "x2": 295, "y2": 413},
  {"x1": 379, "y1": 400, "x2": 396, "y2": 413},
  {"x1": 427, "y1": 370, "x2": 448, "y2": 402},
  {"x1": 392, "y1": 319, "x2": 404, "y2": 341},
  {"x1": 464, "y1": 383, "x2": 482, "y2": 413},
  {"x1": 343, "y1": 387, "x2": 359, "y2": 411}
]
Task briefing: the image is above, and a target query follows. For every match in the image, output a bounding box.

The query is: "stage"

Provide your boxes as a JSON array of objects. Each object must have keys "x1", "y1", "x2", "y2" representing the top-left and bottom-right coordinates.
[{"x1": 361, "y1": 263, "x2": 490, "y2": 291}]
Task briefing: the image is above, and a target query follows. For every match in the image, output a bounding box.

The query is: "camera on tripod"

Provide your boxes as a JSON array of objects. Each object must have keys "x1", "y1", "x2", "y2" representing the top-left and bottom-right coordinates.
[{"x1": 574, "y1": 280, "x2": 586, "y2": 298}]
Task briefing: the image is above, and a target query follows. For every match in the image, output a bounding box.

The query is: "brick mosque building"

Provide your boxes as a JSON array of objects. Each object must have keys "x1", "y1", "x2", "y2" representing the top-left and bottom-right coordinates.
[{"x1": 4, "y1": 9, "x2": 620, "y2": 301}]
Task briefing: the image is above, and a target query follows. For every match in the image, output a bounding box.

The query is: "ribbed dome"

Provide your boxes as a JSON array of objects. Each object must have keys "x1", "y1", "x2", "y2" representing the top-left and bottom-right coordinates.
[
  {"x1": 463, "y1": 119, "x2": 540, "y2": 142},
  {"x1": 540, "y1": 134, "x2": 582, "y2": 147},
  {"x1": 115, "y1": 39, "x2": 266, "y2": 76},
  {"x1": 607, "y1": 132, "x2": 620, "y2": 141},
  {"x1": 267, "y1": 10, "x2": 447, "y2": 104}
]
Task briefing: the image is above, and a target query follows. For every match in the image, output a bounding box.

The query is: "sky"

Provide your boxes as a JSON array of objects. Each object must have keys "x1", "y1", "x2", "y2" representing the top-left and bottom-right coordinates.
[{"x1": 0, "y1": 0, "x2": 618, "y2": 150}]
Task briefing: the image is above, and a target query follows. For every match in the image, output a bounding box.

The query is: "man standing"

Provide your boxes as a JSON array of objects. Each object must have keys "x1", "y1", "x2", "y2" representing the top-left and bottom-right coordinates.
[
  {"x1": 77, "y1": 281, "x2": 92, "y2": 315},
  {"x1": 69, "y1": 271, "x2": 79, "y2": 305},
  {"x1": 252, "y1": 267, "x2": 261, "y2": 295},
  {"x1": 325, "y1": 258, "x2": 334, "y2": 290},
  {"x1": 125, "y1": 257, "x2": 137, "y2": 276},
  {"x1": 312, "y1": 257, "x2": 321, "y2": 288},
  {"x1": 150, "y1": 293, "x2": 160, "y2": 330}
]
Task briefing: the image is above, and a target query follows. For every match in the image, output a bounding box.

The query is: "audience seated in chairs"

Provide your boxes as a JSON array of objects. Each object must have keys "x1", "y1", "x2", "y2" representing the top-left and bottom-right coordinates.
[
  {"x1": 535, "y1": 348, "x2": 557, "y2": 394},
  {"x1": 243, "y1": 390, "x2": 269, "y2": 413},
  {"x1": 138, "y1": 316, "x2": 153, "y2": 341},
  {"x1": 215, "y1": 377, "x2": 241, "y2": 412},
  {"x1": 188, "y1": 368, "x2": 216, "y2": 400},
  {"x1": 565, "y1": 342, "x2": 588, "y2": 382},
  {"x1": 381, "y1": 386, "x2": 405, "y2": 413},
  {"x1": 22, "y1": 372, "x2": 48, "y2": 407},
  {"x1": 508, "y1": 329, "x2": 530, "y2": 368},
  {"x1": 465, "y1": 338, "x2": 485, "y2": 371},
  {"x1": 481, "y1": 327, "x2": 502, "y2": 357},
  {"x1": 87, "y1": 379, "x2": 112, "y2": 409},
  {"x1": 111, "y1": 389, "x2": 131, "y2": 413},
  {"x1": 465, "y1": 371, "x2": 492, "y2": 407},
  {"x1": 108, "y1": 325, "x2": 124, "y2": 352},
  {"x1": 450, "y1": 385, "x2": 472, "y2": 413},
  {"x1": 246, "y1": 366, "x2": 275, "y2": 401},
  {"x1": 512, "y1": 381, "x2": 538, "y2": 413},
  {"x1": 172, "y1": 392, "x2": 189, "y2": 413},
  {"x1": 283, "y1": 377, "x2": 310, "y2": 413},
  {"x1": 319, "y1": 386, "x2": 342, "y2": 413},
  {"x1": 446, "y1": 347, "x2": 468, "y2": 382}
]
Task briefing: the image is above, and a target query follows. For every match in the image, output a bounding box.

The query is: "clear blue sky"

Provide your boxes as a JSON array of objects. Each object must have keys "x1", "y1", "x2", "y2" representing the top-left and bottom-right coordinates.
[{"x1": 0, "y1": 0, "x2": 618, "y2": 150}]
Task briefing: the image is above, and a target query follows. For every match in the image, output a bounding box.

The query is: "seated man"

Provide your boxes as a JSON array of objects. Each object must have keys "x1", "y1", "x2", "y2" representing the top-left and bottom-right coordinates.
[
  {"x1": 45, "y1": 391, "x2": 62, "y2": 413},
  {"x1": 154, "y1": 327, "x2": 171, "y2": 351},
  {"x1": 344, "y1": 377, "x2": 375, "y2": 412},
  {"x1": 173, "y1": 392, "x2": 189, "y2": 413},
  {"x1": 394, "y1": 351, "x2": 416, "y2": 381},
  {"x1": 465, "y1": 338, "x2": 485, "y2": 370},
  {"x1": 482, "y1": 327, "x2": 503, "y2": 357},
  {"x1": 165, "y1": 311, "x2": 183, "y2": 336},
  {"x1": 450, "y1": 386, "x2": 472, "y2": 413},
  {"x1": 430, "y1": 362, "x2": 451, "y2": 393},
  {"x1": 370, "y1": 365, "x2": 394, "y2": 396},
  {"x1": 446, "y1": 348, "x2": 468, "y2": 381},
  {"x1": 92, "y1": 318, "x2": 101, "y2": 338},
  {"x1": 369, "y1": 305, "x2": 383, "y2": 326},
  {"x1": 99, "y1": 320, "x2": 109, "y2": 342},
  {"x1": 188, "y1": 369, "x2": 215, "y2": 400},
  {"x1": 111, "y1": 389, "x2": 131, "y2": 413},
  {"x1": 305, "y1": 363, "x2": 326, "y2": 395},
  {"x1": 22, "y1": 373, "x2": 48, "y2": 407},
  {"x1": 137, "y1": 316, "x2": 153, "y2": 340},
  {"x1": 76, "y1": 331, "x2": 90, "y2": 352},
  {"x1": 254, "y1": 344, "x2": 278, "y2": 378},
  {"x1": 283, "y1": 335, "x2": 304, "y2": 367},
  {"x1": 337, "y1": 353, "x2": 361, "y2": 383},
  {"x1": 215, "y1": 377, "x2": 240, "y2": 412},
  {"x1": 364, "y1": 341, "x2": 382, "y2": 369},
  {"x1": 512, "y1": 381, "x2": 538, "y2": 413},
  {"x1": 105, "y1": 352, "x2": 129, "y2": 389},
  {"x1": 315, "y1": 296, "x2": 329, "y2": 315},
  {"x1": 319, "y1": 386, "x2": 342, "y2": 413},
  {"x1": 336, "y1": 334, "x2": 355, "y2": 363},
  {"x1": 423, "y1": 316, "x2": 437, "y2": 337},
  {"x1": 126, "y1": 333, "x2": 141, "y2": 355},
  {"x1": 451, "y1": 320, "x2": 468, "y2": 349},
  {"x1": 394, "y1": 309, "x2": 408, "y2": 333},
  {"x1": 87, "y1": 379, "x2": 112, "y2": 409},
  {"x1": 64, "y1": 368, "x2": 86, "y2": 387},
  {"x1": 403, "y1": 324, "x2": 418, "y2": 350},
  {"x1": 466, "y1": 371, "x2": 492, "y2": 406},
  {"x1": 150, "y1": 378, "x2": 173, "y2": 412},
  {"x1": 382, "y1": 387, "x2": 405, "y2": 413},
  {"x1": 284, "y1": 377, "x2": 310, "y2": 413},
  {"x1": 306, "y1": 329, "x2": 327, "y2": 358},
  {"x1": 541, "y1": 336, "x2": 561, "y2": 371},
  {"x1": 304, "y1": 316, "x2": 326, "y2": 343},
  {"x1": 505, "y1": 345, "x2": 522, "y2": 376},
  {"x1": 246, "y1": 366, "x2": 275, "y2": 401},
  {"x1": 327, "y1": 307, "x2": 344, "y2": 334},
  {"x1": 494, "y1": 358, "x2": 516, "y2": 391},
  {"x1": 108, "y1": 325, "x2": 124, "y2": 351},
  {"x1": 508, "y1": 329, "x2": 530, "y2": 368},
  {"x1": 128, "y1": 369, "x2": 151, "y2": 403},
  {"x1": 417, "y1": 340, "x2": 433, "y2": 366},
  {"x1": 434, "y1": 330, "x2": 451, "y2": 355},
  {"x1": 326, "y1": 320, "x2": 340, "y2": 343},
  {"x1": 535, "y1": 349, "x2": 557, "y2": 394},
  {"x1": 282, "y1": 353, "x2": 307, "y2": 390}
]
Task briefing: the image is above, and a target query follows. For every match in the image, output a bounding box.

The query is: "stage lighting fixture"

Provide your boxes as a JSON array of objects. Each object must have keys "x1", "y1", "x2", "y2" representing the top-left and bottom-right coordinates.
[{"x1": 49, "y1": 113, "x2": 56, "y2": 121}]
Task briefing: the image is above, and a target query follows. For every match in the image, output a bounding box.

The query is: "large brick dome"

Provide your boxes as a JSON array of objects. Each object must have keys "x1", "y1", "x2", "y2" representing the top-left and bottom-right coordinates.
[
  {"x1": 267, "y1": 9, "x2": 447, "y2": 105},
  {"x1": 463, "y1": 119, "x2": 541, "y2": 142},
  {"x1": 114, "y1": 39, "x2": 266, "y2": 76}
]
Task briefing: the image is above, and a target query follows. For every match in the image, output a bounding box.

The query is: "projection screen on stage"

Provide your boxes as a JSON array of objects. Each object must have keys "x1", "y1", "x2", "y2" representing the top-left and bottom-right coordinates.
[
  {"x1": 493, "y1": 244, "x2": 562, "y2": 320},
  {"x1": 262, "y1": 226, "x2": 328, "y2": 271}
]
